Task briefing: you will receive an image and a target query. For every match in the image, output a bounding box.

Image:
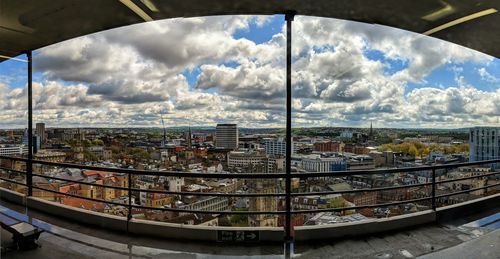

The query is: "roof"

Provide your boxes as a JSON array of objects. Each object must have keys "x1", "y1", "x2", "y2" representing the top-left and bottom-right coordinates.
[
  {"x1": 59, "y1": 183, "x2": 80, "y2": 193},
  {"x1": 1, "y1": 0, "x2": 499, "y2": 61},
  {"x1": 83, "y1": 171, "x2": 114, "y2": 178},
  {"x1": 61, "y1": 197, "x2": 105, "y2": 211}
]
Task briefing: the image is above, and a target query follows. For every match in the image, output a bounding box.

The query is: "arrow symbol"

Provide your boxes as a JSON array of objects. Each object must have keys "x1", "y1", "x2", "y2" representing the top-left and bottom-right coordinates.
[{"x1": 246, "y1": 233, "x2": 256, "y2": 239}]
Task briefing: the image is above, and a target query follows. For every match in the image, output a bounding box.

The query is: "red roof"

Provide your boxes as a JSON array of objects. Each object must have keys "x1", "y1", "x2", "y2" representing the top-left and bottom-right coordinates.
[
  {"x1": 83, "y1": 171, "x2": 100, "y2": 176},
  {"x1": 62, "y1": 197, "x2": 105, "y2": 211},
  {"x1": 83, "y1": 171, "x2": 114, "y2": 178},
  {"x1": 59, "y1": 183, "x2": 80, "y2": 193}
]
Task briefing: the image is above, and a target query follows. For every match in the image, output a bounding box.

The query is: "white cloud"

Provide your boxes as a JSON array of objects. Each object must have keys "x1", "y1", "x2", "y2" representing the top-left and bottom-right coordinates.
[
  {"x1": 1, "y1": 15, "x2": 498, "y2": 129},
  {"x1": 478, "y1": 67, "x2": 500, "y2": 83}
]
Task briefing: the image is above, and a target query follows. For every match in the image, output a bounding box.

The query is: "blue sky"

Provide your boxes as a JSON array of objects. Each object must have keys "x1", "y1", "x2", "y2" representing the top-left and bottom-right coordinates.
[{"x1": 1, "y1": 15, "x2": 500, "y2": 129}]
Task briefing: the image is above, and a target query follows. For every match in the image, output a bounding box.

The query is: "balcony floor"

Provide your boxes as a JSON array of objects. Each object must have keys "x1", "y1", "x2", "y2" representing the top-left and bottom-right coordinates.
[{"x1": 0, "y1": 199, "x2": 498, "y2": 259}]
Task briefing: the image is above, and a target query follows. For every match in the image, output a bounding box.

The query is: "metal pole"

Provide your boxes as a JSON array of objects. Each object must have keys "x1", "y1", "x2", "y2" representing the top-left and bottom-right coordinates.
[
  {"x1": 284, "y1": 10, "x2": 296, "y2": 245},
  {"x1": 128, "y1": 172, "x2": 132, "y2": 231},
  {"x1": 431, "y1": 169, "x2": 436, "y2": 210},
  {"x1": 27, "y1": 51, "x2": 33, "y2": 196}
]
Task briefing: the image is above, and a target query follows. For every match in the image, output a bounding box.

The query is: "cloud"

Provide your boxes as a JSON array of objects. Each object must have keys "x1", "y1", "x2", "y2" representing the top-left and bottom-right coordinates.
[
  {"x1": 478, "y1": 67, "x2": 500, "y2": 83},
  {"x1": 196, "y1": 61, "x2": 285, "y2": 101},
  {"x1": 1, "y1": 15, "x2": 498, "y2": 129}
]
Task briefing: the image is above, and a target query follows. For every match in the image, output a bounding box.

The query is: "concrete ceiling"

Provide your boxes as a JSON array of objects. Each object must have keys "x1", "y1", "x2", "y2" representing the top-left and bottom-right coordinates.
[{"x1": 1, "y1": 0, "x2": 499, "y2": 62}]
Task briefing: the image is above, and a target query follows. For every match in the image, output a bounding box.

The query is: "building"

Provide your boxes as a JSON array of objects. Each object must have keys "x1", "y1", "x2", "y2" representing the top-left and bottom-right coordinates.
[
  {"x1": 340, "y1": 131, "x2": 353, "y2": 139},
  {"x1": 313, "y1": 141, "x2": 341, "y2": 152},
  {"x1": 263, "y1": 138, "x2": 286, "y2": 156},
  {"x1": 263, "y1": 138, "x2": 298, "y2": 156},
  {"x1": 178, "y1": 196, "x2": 229, "y2": 216},
  {"x1": 0, "y1": 145, "x2": 28, "y2": 156},
  {"x1": 469, "y1": 127, "x2": 500, "y2": 168},
  {"x1": 167, "y1": 177, "x2": 184, "y2": 192},
  {"x1": 248, "y1": 179, "x2": 279, "y2": 227},
  {"x1": 294, "y1": 154, "x2": 347, "y2": 172},
  {"x1": 216, "y1": 124, "x2": 238, "y2": 150},
  {"x1": 33, "y1": 150, "x2": 66, "y2": 163},
  {"x1": 368, "y1": 151, "x2": 394, "y2": 167},
  {"x1": 267, "y1": 156, "x2": 285, "y2": 173},
  {"x1": 36, "y1": 123, "x2": 46, "y2": 144},
  {"x1": 227, "y1": 150, "x2": 267, "y2": 170},
  {"x1": 145, "y1": 193, "x2": 174, "y2": 208}
]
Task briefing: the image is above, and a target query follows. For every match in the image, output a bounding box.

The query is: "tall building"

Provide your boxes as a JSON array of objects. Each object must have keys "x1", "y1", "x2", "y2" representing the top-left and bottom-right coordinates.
[
  {"x1": 215, "y1": 124, "x2": 238, "y2": 150},
  {"x1": 185, "y1": 127, "x2": 192, "y2": 149},
  {"x1": 21, "y1": 128, "x2": 29, "y2": 145},
  {"x1": 36, "y1": 123, "x2": 46, "y2": 144},
  {"x1": 469, "y1": 127, "x2": 500, "y2": 167},
  {"x1": 369, "y1": 121, "x2": 373, "y2": 140}
]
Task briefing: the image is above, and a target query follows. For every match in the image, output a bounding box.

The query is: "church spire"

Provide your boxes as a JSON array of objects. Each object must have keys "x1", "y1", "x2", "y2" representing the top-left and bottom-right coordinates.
[{"x1": 369, "y1": 121, "x2": 373, "y2": 140}]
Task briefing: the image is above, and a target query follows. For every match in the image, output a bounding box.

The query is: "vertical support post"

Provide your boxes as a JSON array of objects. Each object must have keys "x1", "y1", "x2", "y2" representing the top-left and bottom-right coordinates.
[
  {"x1": 284, "y1": 10, "x2": 296, "y2": 247},
  {"x1": 26, "y1": 51, "x2": 33, "y2": 197},
  {"x1": 127, "y1": 172, "x2": 132, "y2": 230},
  {"x1": 431, "y1": 168, "x2": 436, "y2": 211}
]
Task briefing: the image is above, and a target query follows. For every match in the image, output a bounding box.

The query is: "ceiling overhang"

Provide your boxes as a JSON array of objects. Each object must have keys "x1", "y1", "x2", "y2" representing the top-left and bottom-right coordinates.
[{"x1": 1, "y1": 0, "x2": 499, "y2": 62}]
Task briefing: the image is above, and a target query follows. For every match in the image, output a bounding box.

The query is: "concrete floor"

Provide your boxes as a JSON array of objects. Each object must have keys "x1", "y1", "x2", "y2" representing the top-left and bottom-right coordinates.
[
  {"x1": 1, "y1": 199, "x2": 498, "y2": 259},
  {"x1": 419, "y1": 229, "x2": 499, "y2": 259}
]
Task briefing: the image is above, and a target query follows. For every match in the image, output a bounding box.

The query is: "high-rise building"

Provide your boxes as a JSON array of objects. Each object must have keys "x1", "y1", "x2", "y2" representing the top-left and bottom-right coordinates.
[
  {"x1": 36, "y1": 123, "x2": 45, "y2": 144},
  {"x1": 21, "y1": 128, "x2": 29, "y2": 145},
  {"x1": 369, "y1": 121, "x2": 374, "y2": 140},
  {"x1": 215, "y1": 124, "x2": 238, "y2": 149},
  {"x1": 469, "y1": 127, "x2": 500, "y2": 168},
  {"x1": 185, "y1": 127, "x2": 192, "y2": 149}
]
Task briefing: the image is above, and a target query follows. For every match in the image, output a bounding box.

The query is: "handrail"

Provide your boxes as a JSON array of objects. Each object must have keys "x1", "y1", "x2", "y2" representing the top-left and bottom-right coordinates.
[
  {"x1": 2, "y1": 155, "x2": 499, "y2": 178},
  {"x1": 1, "y1": 155, "x2": 499, "y2": 216},
  {"x1": 290, "y1": 182, "x2": 434, "y2": 196}
]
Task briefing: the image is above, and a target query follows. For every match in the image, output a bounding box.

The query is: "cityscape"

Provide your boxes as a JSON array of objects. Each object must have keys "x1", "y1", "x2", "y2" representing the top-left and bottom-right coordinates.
[
  {"x1": 0, "y1": 122, "x2": 497, "y2": 227},
  {"x1": 0, "y1": 4, "x2": 500, "y2": 258}
]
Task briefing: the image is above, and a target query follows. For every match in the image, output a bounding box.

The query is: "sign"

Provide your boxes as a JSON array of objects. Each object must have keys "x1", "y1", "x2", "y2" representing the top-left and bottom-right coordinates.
[{"x1": 217, "y1": 230, "x2": 260, "y2": 242}]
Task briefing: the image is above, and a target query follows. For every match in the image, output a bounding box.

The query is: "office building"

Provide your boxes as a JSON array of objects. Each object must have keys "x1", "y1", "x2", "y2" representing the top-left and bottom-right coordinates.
[
  {"x1": 263, "y1": 138, "x2": 298, "y2": 156},
  {"x1": 294, "y1": 154, "x2": 347, "y2": 172},
  {"x1": 469, "y1": 127, "x2": 500, "y2": 168},
  {"x1": 215, "y1": 124, "x2": 238, "y2": 150},
  {"x1": 36, "y1": 123, "x2": 46, "y2": 144}
]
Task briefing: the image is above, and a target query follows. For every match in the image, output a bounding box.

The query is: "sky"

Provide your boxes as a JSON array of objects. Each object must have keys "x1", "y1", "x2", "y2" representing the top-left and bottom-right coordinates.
[{"x1": 1, "y1": 15, "x2": 500, "y2": 129}]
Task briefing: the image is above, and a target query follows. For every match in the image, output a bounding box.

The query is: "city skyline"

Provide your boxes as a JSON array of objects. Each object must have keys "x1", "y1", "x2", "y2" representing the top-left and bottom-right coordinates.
[{"x1": 1, "y1": 15, "x2": 500, "y2": 129}]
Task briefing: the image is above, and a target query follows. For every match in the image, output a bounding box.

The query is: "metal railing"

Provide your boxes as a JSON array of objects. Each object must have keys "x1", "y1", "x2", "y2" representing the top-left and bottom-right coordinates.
[{"x1": 0, "y1": 155, "x2": 499, "y2": 229}]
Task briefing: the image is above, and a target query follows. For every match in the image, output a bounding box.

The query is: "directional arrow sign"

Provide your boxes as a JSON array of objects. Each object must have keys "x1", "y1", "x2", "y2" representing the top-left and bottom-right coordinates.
[{"x1": 217, "y1": 230, "x2": 260, "y2": 242}]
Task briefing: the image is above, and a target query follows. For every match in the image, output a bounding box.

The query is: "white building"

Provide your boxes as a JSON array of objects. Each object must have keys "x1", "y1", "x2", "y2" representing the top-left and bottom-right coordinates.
[
  {"x1": 340, "y1": 131, "x2": 353, "y2": 139},
  {"x1": 167, "y1": 177, "x2": 184, "y2": 192},
  {"x1": 294, "y1": 154, "x2": 347, "y2": 172},
  {"x1": 0, "y1": 145, "x2": 28, "y2": 156},
  {"x1": 263, "y1": 138, "x2": 298, "y2": 156},
  {"x1": 227, "y1": 151, "x2": 267, "y2": 168},
  {"x1": 178, "y1": 196, "x2": 229, "y2": 216}
]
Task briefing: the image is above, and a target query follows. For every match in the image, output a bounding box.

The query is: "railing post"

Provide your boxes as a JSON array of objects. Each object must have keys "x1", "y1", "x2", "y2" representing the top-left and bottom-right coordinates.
[
  {"x1": 284, "y1": 10, "x2": 296, "y2": 257},
  {"x1": 431, "y1": 169, "x2": 436, "y2": 211},
  {"x1": 26, "y1": 51, "x2": 33, "y2": 197},
  {"x1": 127, "y1": 172, "x2": 132, "y2": 230}
]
